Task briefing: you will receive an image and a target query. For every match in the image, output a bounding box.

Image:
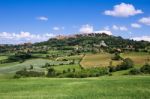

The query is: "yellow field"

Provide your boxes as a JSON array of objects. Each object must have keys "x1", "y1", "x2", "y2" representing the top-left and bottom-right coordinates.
[
  {"x1": 80, "y1": 52, "x2": 150, "y2": 68},
  {"x1": 121, "y1": 52, "x2": 150, "y2": 67},
  {"x1": 80, "y1": 53, "x2": 121, "y2": 68}
]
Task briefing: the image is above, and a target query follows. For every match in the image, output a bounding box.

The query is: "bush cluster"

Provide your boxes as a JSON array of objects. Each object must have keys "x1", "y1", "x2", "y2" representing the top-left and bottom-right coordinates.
[
  {"x1": 129, "y1": 63, "x2": 150, "y2": 75},
  {"x1": 59, "y1": 67, "x2": 109, "y2": 78},
  {"x1": 109, "y1": 58, "x2": 134, "y2": 72},
  {"x1": 42, "y1": 60, "x2": 76, "y2": 68},
  {"x1": 111, "y1": 53, "x2": 122, "y2": 60},
  {"x1": 14, "y1": 69, "x2": 44, "y2": 78},
  {"x1": 140, "y1": 63, "x2": 150, "y2": 74}
]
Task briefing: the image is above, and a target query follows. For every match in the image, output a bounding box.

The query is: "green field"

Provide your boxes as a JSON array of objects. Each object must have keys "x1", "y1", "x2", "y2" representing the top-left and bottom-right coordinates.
[
  {"x1": 0, "y1": 56, "x2": 82, "y2": 78},
  {"x1": 0, "y1": 55, "x2": 8, "y2": 60},
  {"x1": 0, "y1": 76, "x2": 149, "y2": 99}
]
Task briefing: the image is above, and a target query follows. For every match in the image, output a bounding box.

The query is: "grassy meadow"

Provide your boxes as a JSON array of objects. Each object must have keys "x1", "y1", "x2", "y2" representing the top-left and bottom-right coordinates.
[
  {"x1": 0, "y1": 52, "x2": 150, "y2": 99},
  {"x1": 0, "y1": 76, "x2": 150, "y2": 99},
  {"x1": 0, "y1": 54, "x2": 82, "y2": 78}
]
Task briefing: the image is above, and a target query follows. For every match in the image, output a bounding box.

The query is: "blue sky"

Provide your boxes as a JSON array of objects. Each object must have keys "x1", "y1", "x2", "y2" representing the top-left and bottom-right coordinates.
[{"x1": 0, "y1": 0, "x2": 150, "y2": 44}]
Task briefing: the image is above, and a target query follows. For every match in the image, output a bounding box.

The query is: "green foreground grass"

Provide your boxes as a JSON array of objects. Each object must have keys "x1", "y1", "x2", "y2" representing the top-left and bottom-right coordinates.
[{"x1": 0, "y1": 76, "x2": 150, "y2": 99}]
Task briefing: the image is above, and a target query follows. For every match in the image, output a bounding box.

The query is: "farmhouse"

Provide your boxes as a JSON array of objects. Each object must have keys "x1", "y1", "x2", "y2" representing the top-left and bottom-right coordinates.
[{"x1": 100, "y1": 40, "x2": 108, "y2": 47}]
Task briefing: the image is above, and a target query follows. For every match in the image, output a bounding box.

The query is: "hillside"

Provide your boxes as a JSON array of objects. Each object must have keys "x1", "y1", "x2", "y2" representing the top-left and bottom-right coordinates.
[
  {"x1": 35, "y1": 33, "x2": 150, "y2": 51},
  {"x1": 1, "y1": 33, "x2": 150, "y2": 54}
]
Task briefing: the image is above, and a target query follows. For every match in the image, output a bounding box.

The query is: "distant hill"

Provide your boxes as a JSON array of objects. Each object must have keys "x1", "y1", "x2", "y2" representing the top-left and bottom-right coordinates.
[
  {"x1": 35, "y1": 33, "x2": 150, "y2": 51},
  {"x1": 1, "y1": 33, "x2": 150, "y2": 53}
]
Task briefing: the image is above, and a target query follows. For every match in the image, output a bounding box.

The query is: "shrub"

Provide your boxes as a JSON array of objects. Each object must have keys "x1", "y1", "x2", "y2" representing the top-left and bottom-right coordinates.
[
  {"x1": 72, "y1": 68, "x2": 76, "y2": 72},
  {"x1": 42, "y1": 63, "x2": 52, "y2": 68},
  {"x1": 8, "y1": 52, "x2": 32, "y2": 62},
  {"x1": 67, "y1": 68, "x2": 71, "y2": 72},
  {"x1": 45, "y1": 63, "x2": 50, "y2": 67},
  {"x1": 59, "y1": 67, "x2": 109, "y2": 78},
  {"x1": 15, "y1": 69, "x2": 44, "y2": 77},
  {"x1": 109, "y1": 58, "x2": 134, "y2": 72},
  {"x1": 47, "y1": 67, "x2": 56, "y2": 77},
  {"x1": 140, "y1": 63, "x2": 150, "y2": 74},
  {"x1": 119, "y1": 58, "x2": 134, "y2": 70},
  {"x1": 30, "y1": 65, "x2": 33, "y2": 70},
  {"x1": 108, "y1": 66, "x2": 116, "y2": 72},
  {"x1": 112, "y1": 53, "x2": 122, "y2": 60},
  {"x1": 63, "y1": 70, "x2": 66, "y2": 74},
  {"x1": 62, "y1": 59, "x2": 68, "y2": 61},
  {"x1": 13, "y1": 74, "x2": 21, "y2": 79},
  {"x1": 129, "y1": 68, "x2": 141, "y2": 75}
]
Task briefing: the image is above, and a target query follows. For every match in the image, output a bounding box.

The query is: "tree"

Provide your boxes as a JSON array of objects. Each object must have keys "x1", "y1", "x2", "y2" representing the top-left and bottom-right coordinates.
[
  {"x1": 129, "y1": 68, "x2": 141, "y2": 75},
  {"x1": 47, "y1": 67, "x2": 55, "y2": 77},
  {"x1": 63, "y1": 70, "x2": 66, "y2": 74},
  {"x1": 120, "y1": 58, "x2": 134, "y2": 70},
  {"x1": 73, "y1": 68, "x2": 76, "y2": 72},
  {"x1": 140, "y1": 63, "x2": 150, "y2": 74},
  {"x1": 67, "y1": 68, "x2": 71, "y2": 72},
  {"x1": 30, "y1": 65, "x2": 33, "y2": 70},
  {"x1": 112, "y1": 53, "x2": 122, "y2": 60},
  {"x1": 45, "y1": 63, "x2": 50, "y2": 67}
]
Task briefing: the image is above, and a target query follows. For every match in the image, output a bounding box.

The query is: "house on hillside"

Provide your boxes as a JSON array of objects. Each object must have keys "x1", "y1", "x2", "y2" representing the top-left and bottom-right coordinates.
[
  {"x1": 99, "y1": 40, "x2": 108, "y2": 47},
  {"x1": 123, "y1": 45, "x2": 135, "y2": 51},
  {"x1": 93, "y1": 40, "x2": 108, "y2": 53}
]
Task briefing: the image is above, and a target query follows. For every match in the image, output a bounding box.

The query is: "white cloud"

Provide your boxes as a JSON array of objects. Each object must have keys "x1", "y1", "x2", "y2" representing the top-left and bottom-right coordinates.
[
  {"x1": 139, "y1": 17, "x2": 150, "y2": 25},
  {"x1": 112, "y1": 25, "x2": 128, "y2": 31},
  {"x1": 132, "y1": 36, "x2": 150, "y2": 42},
  {"x1": 53, "y1": 27, "x2": 60, "y2": 31},
  {"x1": 53, "y1": 26, "x2": 65, "y2": 31},
  {"x1": 112, "y1": 25, "x2": 119, "y2": 30},
  {"x1": 104, "y1": 3, "x2": 143, "y2": 17},
  {"x1": 79, "y1": 24, "x2": 93, "y2": 33},
  {"x1": 0, "y1": 31, "x2": 55, "y2": 44},
  {"x1": 79, "y1": 24, "x2": 112, "y2": 35},
  {"x1": 37, "y1": 16, "x2": 48, "y2": 21},
  {"x1": 120, "y1": 26, "x2": 128, "y2": 31},
  {"x1": 131, "y1": 23, "x2": 141, "y2": 28}
]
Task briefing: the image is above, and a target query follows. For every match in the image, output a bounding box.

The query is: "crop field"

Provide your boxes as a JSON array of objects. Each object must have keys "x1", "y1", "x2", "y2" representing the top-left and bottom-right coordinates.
[
  {"x1": 80, "y1": 52, "x2": 150, "y2": 68},
  {"x1": 121, "y1": 52, "x2": 150, "y2": 67},
  {"x1": 0, "y1": 57, "x2": 83, "y2": 79},
  {"x1": 56, "y1": 55, "x2": 83, "y2": 61},
  {"x1": 0, "y1": 76, "x2": 149, "y2": 99},
  {"x1": 80, "y1": 53, "x2": 121, "y2": 68},
  {"x1": 0, "y1": 58, "x2": 76, "y2": 75},
  {"x1": 0, "y1": 52, "x2": 149, "y2": 77},
  {"x1": 0, "y1": 59, "x2": 48, "y2": 74},
  {"x1": 0, "y1": 55, "x2": 8, "y2": 61}
]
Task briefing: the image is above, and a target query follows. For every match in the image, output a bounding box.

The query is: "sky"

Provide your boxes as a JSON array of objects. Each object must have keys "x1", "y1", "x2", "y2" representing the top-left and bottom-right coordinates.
[{"x1": 0, "y1": 0, "x2": 150, "y2": 44}]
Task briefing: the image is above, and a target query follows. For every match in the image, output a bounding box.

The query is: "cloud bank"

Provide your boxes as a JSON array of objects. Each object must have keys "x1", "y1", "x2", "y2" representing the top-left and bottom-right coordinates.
[
  {"x1": 139, "y1": 17, "x2": 150, "y2": 25},
  {"x1": 79, "y1": 24, "x2": 112, "y2": 35},
  {"x1": 37, "y1": 16, "x2": 48, "y2": 21},
  {"x1": 132, "y1": 36, "x2": 150, "y2": 42},
  {"x1": 131, "y1": 23, "x2": 141, "y2": 28},
  {"x1": 104, "y1": 3, "x2": 143, "y2": 17},
  {"x1": 112, "y1": 25, "x2": 128, "y2": 31},
  {"x1": 0, "y1": 31, "x2": 55, "y2": 44}
]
